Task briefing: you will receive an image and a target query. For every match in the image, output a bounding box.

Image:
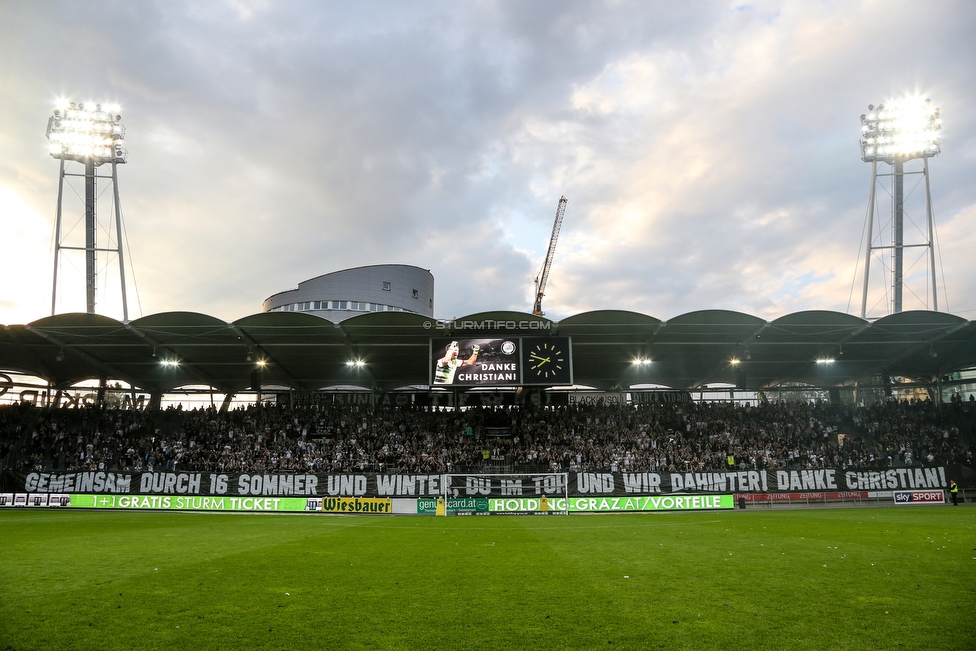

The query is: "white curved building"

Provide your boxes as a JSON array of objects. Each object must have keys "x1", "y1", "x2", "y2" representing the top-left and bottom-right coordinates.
[{"x1": 262, "y1": 264, "x2": 434, "y2": 321}]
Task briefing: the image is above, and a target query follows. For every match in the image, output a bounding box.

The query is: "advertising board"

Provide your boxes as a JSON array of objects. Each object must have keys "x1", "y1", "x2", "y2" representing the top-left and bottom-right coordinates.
[
  {"x1": 447, "y1": 496, "x2": 490, "y2": 514},
  {"x1": 43, "y1": 494, "x2": 315, "y2": 511},
  {"x1": 417, "y1": 498, "x2": 439, "y2": 515},
  {"x1": 321, "y1": 497, "x2": 393, "y2": 513},
  {"x1": 486, "y1": 494, "x2": 734, "y2": 513},
  {"x1": 893, "y1": 490, "x2": 945, "y2": 505}
]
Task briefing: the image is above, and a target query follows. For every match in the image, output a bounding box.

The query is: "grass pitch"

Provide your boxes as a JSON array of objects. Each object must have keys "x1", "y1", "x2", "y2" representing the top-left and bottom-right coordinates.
[{"x1": 1, "y1": 507, "x2": 974, "y2": 650}]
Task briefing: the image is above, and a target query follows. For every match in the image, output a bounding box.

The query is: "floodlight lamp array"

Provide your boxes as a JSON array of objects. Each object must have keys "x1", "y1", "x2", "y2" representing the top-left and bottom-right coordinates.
[
  {"x1": 46, "y1": 101, "x2": 127, "y2": 165},
  {"x1": 860, "y1": 98, "x2": 941, "y2": 163}
]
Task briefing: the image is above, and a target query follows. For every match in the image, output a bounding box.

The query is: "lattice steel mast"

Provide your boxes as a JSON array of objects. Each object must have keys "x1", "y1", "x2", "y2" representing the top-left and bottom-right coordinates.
[
  {"x1": 46, "y1": 101, "x2": 130, "y2": 320},
  {"x1": 857, "y1": 98, "x2": 941, "y2": 317}
]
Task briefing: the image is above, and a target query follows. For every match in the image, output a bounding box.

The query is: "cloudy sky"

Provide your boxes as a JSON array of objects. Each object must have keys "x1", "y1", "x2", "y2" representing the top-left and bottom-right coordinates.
[{"x1": 2, "y1": 0, "x2": 975, "y2": 326}]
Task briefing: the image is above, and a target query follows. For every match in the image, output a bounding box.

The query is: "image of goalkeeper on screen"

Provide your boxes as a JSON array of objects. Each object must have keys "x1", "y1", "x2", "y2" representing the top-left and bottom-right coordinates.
[{"x1": 433, "y1": 341, "x2": 480, "y2": 384}]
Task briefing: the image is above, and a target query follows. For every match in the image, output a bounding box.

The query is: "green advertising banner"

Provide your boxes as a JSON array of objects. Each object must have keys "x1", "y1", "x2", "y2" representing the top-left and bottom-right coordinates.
[
  {"x1": 10, "y1": 493, "x2": 731, "y2": 514},
  {"x1": 488, "y1": 494, "x2": 734, "y2": 513},
  {"x1": 447, "y1": 497, "x2": 489, "y2": 514},
  {"x1": 67, "y1": 494, "x2": 314, "y2": 512},
  {"x1": 417, "y1": 498, "x2": 439, "y2": 514},
  {"x1": 488, "y1": 497, "x2": 567, "y2": 513},
  {"x1": 415, "y1": 497, "x2": 491, "y2": 514},
  {"x1": 568, "y1": 494, "x2": 734, "y2": 512}
]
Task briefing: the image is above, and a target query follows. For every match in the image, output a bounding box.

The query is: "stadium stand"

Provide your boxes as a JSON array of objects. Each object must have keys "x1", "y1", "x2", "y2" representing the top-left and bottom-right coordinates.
[{"x1": 2, "y1": 400, "x2": 972, "y2": 477}]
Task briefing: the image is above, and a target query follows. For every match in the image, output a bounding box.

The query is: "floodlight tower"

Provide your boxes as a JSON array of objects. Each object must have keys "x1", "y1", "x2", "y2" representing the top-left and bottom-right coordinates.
[
  {"x1": 858, "y1": 98, "x2": 942, "y2": 317},
  {"x1": 45, "y1": 101, "x2": 130, "y2": 319}
]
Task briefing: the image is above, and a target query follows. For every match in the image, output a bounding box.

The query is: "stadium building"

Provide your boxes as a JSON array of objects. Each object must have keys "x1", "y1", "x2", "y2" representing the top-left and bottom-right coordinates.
[{"x1": 262, "y1": 264, "x2": 434, "y2": 321}]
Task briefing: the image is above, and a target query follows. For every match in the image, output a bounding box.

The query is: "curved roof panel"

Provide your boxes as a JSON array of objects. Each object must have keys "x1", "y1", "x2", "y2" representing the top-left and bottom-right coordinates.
[
  {"x1": 558, "y1": 309, "x2": 661, "y2": 328},
  {"x1": 448, "y1": 310, "x2": 549, "y2": 326},
  {"x1": 1, "y1": 309, "x2": 973, "y2": 395}
]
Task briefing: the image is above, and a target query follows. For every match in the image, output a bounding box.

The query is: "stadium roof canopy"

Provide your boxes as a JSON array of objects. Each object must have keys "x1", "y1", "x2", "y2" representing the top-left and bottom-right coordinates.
[{"x1": 2, "y1": 309, "x2": 975, "y2": 394}]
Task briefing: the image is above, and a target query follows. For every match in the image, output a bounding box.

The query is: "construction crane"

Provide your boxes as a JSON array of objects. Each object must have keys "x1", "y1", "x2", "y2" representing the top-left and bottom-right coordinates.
[{"x1": 532, "y1": 196, "x2": 568, "y2": 316}]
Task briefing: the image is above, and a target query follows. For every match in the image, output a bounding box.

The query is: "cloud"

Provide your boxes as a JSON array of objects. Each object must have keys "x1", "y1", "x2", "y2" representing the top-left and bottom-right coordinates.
[
  {"x1": 1, "y1": 0, "x2": 975, "y2": 327},
  {"x1": 0, "y1": 185, "x2": 52, "y2": 322}
]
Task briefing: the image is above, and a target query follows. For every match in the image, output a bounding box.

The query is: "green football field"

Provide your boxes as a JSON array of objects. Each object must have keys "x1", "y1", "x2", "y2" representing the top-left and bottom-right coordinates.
[{"x1": 1, "y1": 507, "x2": 973, "y2": 650}]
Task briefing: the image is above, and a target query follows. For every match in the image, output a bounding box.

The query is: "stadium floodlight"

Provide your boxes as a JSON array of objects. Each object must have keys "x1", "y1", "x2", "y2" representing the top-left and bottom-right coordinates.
[
  {"x1": 46, "y1": 100, "x2": 131, "y2": 321},
  {"x1": 856, "y1": 96, "x2": 942, "y2": 317},
  {"x1": 859, "y1": 98, "x2": 941, "y2": 163},
  {"x1": 46, "y1": 102, "x2": 127, "y2": 164}
]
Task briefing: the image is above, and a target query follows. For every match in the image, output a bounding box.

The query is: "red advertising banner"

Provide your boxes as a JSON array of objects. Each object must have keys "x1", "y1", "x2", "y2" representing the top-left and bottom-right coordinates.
[{"x1": 738, "y1": 491, "x2": 869, "y2": 502}]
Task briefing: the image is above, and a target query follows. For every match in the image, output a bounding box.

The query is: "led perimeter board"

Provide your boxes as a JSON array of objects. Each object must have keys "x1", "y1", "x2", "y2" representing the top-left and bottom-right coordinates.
[{"x1": 429, "y1": 337, "x2": 572, "y2": 386}]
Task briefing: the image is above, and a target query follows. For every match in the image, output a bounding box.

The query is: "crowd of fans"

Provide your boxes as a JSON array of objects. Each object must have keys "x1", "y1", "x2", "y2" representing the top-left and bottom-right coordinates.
[{"x1": 1, "y1": 397, "x2": 973, "y2": 476}]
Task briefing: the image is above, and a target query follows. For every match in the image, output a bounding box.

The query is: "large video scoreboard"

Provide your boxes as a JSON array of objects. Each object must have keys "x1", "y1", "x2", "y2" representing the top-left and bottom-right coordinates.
[{"x1": 429, "y1": 337, "x2": 573, "y2": 386}]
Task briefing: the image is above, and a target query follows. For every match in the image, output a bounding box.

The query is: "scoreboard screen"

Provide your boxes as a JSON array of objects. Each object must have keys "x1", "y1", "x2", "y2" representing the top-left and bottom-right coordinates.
[{"x1": 429, "y1": 337, "x2": 572, "y2": 386}]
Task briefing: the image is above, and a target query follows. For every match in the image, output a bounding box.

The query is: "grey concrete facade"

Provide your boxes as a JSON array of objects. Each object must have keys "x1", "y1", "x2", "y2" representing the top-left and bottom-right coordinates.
[{"x1": 262, "y1": 264, "x2": 434, "y2": 321}]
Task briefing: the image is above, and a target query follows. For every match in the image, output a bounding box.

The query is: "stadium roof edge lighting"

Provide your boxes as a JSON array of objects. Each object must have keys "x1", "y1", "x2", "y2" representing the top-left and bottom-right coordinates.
[
  {"x1": 860, "y1": 96, "x2": 941, "y2": 163},
  {"x1": 45, "y1": 100, "x2": 127, "y2": 165}
]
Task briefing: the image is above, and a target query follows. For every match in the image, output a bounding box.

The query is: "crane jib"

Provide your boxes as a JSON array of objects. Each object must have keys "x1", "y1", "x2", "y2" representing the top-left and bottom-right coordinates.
[{"x1": 533, "y1": 196, "x2": 568, "y2": 316}]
